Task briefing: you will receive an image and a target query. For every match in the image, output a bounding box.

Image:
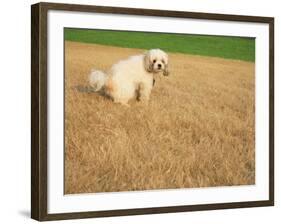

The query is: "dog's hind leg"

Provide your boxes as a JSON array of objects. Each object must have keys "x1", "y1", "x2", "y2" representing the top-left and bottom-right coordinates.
[{"x1": 138, "y1": 82, "x2": 152, "y2": 104}]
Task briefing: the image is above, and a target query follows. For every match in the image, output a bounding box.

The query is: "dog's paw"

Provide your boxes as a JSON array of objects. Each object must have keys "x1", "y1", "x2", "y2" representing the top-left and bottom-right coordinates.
[
  {"x1": 121, "y1": 102, "x2": 130, "y2": 107},
  {"x1": 113, "y1": 99, "x2": 130, "y2": 107},
  {"x1": 139, "y1": 97, "x2": 149, "y2": 106}
]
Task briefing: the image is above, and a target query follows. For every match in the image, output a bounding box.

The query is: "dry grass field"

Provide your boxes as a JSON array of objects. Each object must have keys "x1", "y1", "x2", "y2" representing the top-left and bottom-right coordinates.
[{"x1": 64, "y1": 41, "x2": 255, "y2": 194}]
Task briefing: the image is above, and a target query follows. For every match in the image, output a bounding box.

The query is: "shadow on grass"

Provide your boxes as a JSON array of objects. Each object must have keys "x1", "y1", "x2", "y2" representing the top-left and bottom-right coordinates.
[
  {"x1": 74, "y1": 85, "x2": 111, "y2": 99},
  {"x1": 74, "y1": 85, "x2": 96, "y2": 93}
]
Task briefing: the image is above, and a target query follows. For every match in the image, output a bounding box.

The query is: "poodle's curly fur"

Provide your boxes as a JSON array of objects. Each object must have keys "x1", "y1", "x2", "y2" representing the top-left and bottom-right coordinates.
[{"x1": 89, "y1": 49, "x2": 169, "y2": 106}]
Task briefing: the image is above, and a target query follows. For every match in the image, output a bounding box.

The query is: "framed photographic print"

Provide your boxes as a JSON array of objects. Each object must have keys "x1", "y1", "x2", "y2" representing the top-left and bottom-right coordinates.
[{"x1": 31, "y1": 2, "x2": 274, "y2": 221}]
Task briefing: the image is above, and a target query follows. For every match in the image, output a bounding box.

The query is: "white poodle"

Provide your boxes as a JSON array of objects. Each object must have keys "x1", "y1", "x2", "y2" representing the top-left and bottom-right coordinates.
[{"x1": 89, "y1": 49, "x2": 169, "y2": 106}]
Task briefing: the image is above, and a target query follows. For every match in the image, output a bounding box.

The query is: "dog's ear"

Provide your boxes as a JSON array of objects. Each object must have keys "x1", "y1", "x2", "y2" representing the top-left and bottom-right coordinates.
[
  {"x1": 163, "y1": 56, "x2": 169, "y2": 76},
  {"x1": 144, "y1": 51, "x2": 153, "y2": 73},
  {"x1": 163, "y1": 65, "x2": 169, "y2": 76}
]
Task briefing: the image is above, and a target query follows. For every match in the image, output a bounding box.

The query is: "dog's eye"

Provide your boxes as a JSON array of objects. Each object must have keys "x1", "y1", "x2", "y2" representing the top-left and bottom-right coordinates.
[{"x1": 153, "y1": 59, "x2": 156, "y2": 63}]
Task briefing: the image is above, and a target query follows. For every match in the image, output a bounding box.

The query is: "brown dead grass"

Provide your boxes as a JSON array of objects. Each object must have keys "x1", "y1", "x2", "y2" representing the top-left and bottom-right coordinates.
[{"x1": 64, "y1": 41, "x2": 255, "y2": 194}]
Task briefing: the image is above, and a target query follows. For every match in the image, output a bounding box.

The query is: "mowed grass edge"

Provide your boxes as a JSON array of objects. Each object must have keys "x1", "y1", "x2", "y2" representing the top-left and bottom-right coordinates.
[{"x1": 65, "y1": 28, "x2": 255, "y2": 61}]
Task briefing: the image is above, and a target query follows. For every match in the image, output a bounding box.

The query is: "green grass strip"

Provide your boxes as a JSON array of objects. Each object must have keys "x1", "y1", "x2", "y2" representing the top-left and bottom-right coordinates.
[{"x1": 65, "y1": 28, "x2": 255, "y2": 61}]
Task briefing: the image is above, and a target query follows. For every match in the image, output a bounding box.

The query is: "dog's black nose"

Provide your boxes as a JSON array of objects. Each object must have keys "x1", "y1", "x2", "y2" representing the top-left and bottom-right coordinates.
[{"x1": 158, "y1": 64, "x2": 162, "y2": 69}]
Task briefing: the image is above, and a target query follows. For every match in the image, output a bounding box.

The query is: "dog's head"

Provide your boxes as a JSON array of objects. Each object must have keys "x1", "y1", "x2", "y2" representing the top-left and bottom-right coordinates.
[{"x1": 144, "y1": 49, "x2": 169, "y2": 76}]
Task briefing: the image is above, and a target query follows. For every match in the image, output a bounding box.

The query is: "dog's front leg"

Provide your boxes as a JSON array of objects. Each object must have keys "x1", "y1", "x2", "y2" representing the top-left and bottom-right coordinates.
[{"x1": 138, "y1": 82, "x2": 152, "y2": 104}]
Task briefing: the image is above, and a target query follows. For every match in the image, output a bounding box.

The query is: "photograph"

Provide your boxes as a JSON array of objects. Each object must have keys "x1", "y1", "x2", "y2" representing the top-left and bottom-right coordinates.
[
  {"x1": 64, "y1": 28, "x2": 255, "y2": 194},
  {"x1": 31, "y1": 2, "x2": 274, "y2": 220}
]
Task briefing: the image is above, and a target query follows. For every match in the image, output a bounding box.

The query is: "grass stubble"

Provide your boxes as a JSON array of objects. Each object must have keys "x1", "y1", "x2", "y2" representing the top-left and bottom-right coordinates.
[{"x1": 64, "y1": 41, "x2": 255, "y2": 194}]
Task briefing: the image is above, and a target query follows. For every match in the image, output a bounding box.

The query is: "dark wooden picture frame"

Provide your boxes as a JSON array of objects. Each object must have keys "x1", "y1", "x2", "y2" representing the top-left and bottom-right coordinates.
[{"x1": 31, "y1": 2, "x2": 274, "y2": 221}]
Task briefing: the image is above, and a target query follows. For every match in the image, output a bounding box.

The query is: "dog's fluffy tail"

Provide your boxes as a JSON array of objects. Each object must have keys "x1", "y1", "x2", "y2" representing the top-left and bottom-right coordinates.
[{"x1": 89, "y1": 70, "x2": 108, "y2": 92}]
